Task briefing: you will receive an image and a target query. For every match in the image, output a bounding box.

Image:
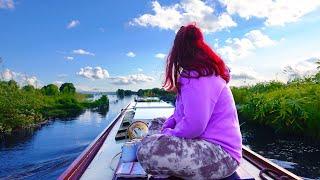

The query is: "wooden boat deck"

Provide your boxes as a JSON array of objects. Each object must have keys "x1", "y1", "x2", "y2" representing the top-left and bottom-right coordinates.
[{"x1": 60, "y1": 101, "x2": 302, "y2": 180}]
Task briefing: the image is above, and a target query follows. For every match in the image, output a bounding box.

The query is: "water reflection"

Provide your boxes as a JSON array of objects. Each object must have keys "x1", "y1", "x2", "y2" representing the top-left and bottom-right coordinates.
[
  {"x1": 0, "y1": 95, "x2": 134, "y2": 179},
  {"x1": 241, "y1": 121, "x2": 320, "y2": 179}
]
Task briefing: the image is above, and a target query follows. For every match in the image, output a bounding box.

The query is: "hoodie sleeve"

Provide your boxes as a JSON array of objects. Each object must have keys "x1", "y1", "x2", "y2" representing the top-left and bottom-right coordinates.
[
  {"x1": 161, "y1": 114, "x2": 176, "y2": 130},
  {"x1": 162, "y1": 75, "x2": 225, "y2": 138}
]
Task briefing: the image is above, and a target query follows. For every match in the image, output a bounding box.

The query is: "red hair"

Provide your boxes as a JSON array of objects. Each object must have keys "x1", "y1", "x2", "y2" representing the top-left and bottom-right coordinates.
[{"x1": 163, "y1": 24, "x2": 230, "y2": 93}]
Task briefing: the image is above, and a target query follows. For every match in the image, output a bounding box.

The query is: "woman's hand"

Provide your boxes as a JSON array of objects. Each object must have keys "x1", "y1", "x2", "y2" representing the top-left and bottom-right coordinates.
[{"x1": 160, "y1": 115, "x2": 176, "y2": 132}]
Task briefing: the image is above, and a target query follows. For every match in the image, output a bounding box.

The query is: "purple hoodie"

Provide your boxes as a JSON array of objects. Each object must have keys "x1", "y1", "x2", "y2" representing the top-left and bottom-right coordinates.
[{"x1": 161, "y1": 72, "x2": 242, "y2": 163}]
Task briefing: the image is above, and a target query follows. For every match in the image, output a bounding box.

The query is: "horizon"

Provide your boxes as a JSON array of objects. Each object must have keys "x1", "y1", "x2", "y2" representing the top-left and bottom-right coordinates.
[{"x1": 1, "y1": 0, "x2": 320, "y2": 91}]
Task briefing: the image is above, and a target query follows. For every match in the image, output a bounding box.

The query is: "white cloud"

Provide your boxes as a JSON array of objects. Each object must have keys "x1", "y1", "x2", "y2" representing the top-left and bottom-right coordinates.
[
  {"x1": 72, "y1": 49, "x2": 95, "y2": 56},
  {"x1": 53, "y1": 81, "x2": 64, "y2": 86},
  {"x1": 2, "y1": 69, "x2": 16, "y2": 80},
  {"x1": 24, "y1": 76, "x2": 38, "y2": 87},
  {"x1": 219, "y1": 0, "x2": 320, "y2": 26},
  {"x1": 155, "y1": 53, "x2": 166, "y2": 59},
  {"x1": 64, "y1": 56, "x2": 74, "y2": 60},
  {"x1": 137, "y1": 68, "x2": 143, "y2": 72},
  {"x1": 109, "y1": 74, "x2": 155, "y2": 85},
  {"x1": 227, "y1": 65, "x2": 269, "y2": 86},
  {"x1": 282, "y1": 57, "x2": 320, "y2": 81},
  {"x1": 130, "y1": 0, "x2": 237, "y2": 33},
  {"x1": 218, "y1": 30, "x2": 276, "y2": 61},
  {"x1": 229, "y1": 66, "x2": 262, "y2": 80},
  {"x1": 1, "y1": 69, "x2": 40, "y2": 87},
  {"x1": 245, "y1": 30, "x2": 276, "y2": 48},
  {"x1": 0, "y1": 0, "x2": 14, "y2": 9},
  {"x1": 126, "y1": 51, "x2": 136, "y2": 58},
  {"x1": 77, "y1": 66, "x2": 110, "y2": 80},
  {"x1": 67, "y1": 20, "x2": 80, "y2": 29}
]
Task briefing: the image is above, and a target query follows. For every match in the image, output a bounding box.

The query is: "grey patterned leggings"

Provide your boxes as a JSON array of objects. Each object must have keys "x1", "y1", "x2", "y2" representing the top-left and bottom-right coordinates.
[{"x1": 136, "y1": 118, "x2": 239, "y2": 180}]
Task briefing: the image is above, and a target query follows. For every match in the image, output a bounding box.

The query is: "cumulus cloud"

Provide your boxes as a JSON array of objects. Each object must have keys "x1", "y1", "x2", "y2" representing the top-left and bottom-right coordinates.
[
  {"x1": 2, "y1": 68, "x2": 16, "y2": 80},
  {"x1": 231, "y1": 73, "x2": 256, "y2": 80},
  {"x1": 227, "y1": 65, "x2": 269, "y2": 86},
  {"x1": 1, "y1": 69, "x2": 40, "y2": 87},
  {"x1": 155, "y1": 53, "x2": 166, "y2": 59},
  {"x1": 72, "y1": 49, "x2": 95, "y2": 56},
  {"x1": 219, "y1": 0, "x2": 320, "y2": 26},
  {"x1": 67, "y1": 20, "x2": 80, "y2": 29},
  {"x1": 53, "y1": 81, "x2": 64, "y2": 86},
  {"x1": 0, "y1": 0, "x2": 14, "y2": 9},
  {"x1": 126, "y1": 51, "x2": 136, "y2": 58},
  {"x1": 24, "y1": 76, "x2": 38, "y2": 87},
  {"x1": 218, "y1": 30, "x2": 276, "y2": 61},
  {"x1": 109, "y1": 74, "x2": 155, "y2": 85},
  {"x1": 130, "y1": 0, "x2": 237, "y2": 33},
  {"x1": 77, "y1": 66, "x2": 110, "y2": 80},
  {"x1": 283, "y1": 57, "x2": 320, "y2": 81},
  {"x1": 229, "y1": 65, "x2": 263, "y2": 80}
]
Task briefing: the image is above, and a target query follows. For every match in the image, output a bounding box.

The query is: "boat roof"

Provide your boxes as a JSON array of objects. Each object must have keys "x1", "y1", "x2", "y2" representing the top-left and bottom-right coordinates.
[
  {"x1": 60, "y1": 100, "x2": 301, "y2": 180},
  {"x1": 81, "y1": 101, "x2": 174, "y2": 180}
]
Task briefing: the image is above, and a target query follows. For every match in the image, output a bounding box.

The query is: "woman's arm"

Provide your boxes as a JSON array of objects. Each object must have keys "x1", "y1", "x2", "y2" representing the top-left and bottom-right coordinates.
[
  {"x1": 162, "y1": 76, "x2": 224, "y2": 138},
  {"x1": 161, "y1": 114, "x2": 176, "y2": 130}
]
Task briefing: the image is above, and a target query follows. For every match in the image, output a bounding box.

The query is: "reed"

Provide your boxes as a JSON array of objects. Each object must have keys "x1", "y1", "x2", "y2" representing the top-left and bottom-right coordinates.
[{"x1": 232, "y1": 72, "x2": 320, "y2": 138}]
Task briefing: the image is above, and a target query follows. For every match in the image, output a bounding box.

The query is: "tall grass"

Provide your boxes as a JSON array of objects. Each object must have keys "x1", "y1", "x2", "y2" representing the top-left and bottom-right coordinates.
[{"x1": 232, "y1": 72, "x2": 320, "y2": 139}]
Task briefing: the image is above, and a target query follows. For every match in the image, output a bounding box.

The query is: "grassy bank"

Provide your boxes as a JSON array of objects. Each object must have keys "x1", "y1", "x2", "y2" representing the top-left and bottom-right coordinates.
[
  {"x1": 0, "y1": 81, "x2": 109, "y2": 133},
  {"x1": 232, "y1": 72, "x2": 320, "y2": 139}
]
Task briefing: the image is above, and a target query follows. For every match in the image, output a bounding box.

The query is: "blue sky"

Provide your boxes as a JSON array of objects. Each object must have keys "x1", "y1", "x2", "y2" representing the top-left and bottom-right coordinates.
[{"x1": 1, "y1": 0, "x2": 320, "y2": 91}]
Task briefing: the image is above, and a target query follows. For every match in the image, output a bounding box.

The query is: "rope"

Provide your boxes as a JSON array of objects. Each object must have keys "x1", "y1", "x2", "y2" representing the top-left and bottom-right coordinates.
[{"x1": 109, "y1": 151, "x2": 122, "y2": 171}]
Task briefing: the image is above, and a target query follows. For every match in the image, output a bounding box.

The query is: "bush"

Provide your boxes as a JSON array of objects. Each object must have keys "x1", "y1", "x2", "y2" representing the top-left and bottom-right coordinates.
[
  {"x1": 232, "y1": 74, "x2": 320, "y2": 139},
  {"x1": 0, "y1": 81, "x2": 109, "y2": 133}
]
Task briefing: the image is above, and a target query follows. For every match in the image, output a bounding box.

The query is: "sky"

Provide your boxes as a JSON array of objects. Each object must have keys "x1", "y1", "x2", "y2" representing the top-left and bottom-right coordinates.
[{"x1": 0, "y1": 0, "x2": 320, "y2": 92}]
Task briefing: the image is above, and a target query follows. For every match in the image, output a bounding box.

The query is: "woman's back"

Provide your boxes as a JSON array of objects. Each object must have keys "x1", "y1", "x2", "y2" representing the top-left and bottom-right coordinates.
[{"x1": 165, "y1": 73, "x2": 242, "y2": 163}]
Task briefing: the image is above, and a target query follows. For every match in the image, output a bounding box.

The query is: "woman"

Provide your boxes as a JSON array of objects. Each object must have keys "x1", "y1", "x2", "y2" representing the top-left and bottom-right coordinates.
[{"x1": 137, "y1": 24, "x2": 242, "y2": 180}]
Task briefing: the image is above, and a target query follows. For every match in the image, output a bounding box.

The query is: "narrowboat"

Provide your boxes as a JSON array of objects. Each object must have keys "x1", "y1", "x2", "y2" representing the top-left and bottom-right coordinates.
[{"x1": 59, "y1": 99, "x2": 301, "y2": 180}]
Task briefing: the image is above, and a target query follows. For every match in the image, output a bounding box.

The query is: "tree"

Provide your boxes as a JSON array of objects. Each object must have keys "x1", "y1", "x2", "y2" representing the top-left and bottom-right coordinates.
[
  {"x1": 116, "y1": 89, "x2": 125, "y2": 98},
  {"x1": 8, "y1": 80, "x2": 19, "y2": 89},
  {"x1": 59, "y1": 83, "x2": 76, "y2": 94},
  {"x1": 22, "y1": 85, "x2": 35, "y2": 92},
  {"x1": 316, "y1": 59, "x2": 320, "y2": 70},
  {"x1": 41, "y1": 84, "x2": 59, "y2": 96},
  {"x1": 137, "y1": 89, "x2": 144, "y2": 96}
]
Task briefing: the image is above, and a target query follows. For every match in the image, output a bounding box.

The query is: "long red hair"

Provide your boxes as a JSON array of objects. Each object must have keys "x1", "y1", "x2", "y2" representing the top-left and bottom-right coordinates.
[{"x1": 163, "y1": 24, "x2": 230, "y2": 93}]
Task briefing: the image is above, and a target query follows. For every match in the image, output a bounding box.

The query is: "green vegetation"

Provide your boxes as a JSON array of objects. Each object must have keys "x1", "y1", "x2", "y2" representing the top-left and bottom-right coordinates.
[
  {"x1": 137, "y1": 88, "x2": 176, "y2": 104},
  {"x1": 115, "y1": 88, "x2": 176, "y2": 103},
  {"x1": 232, "y1": 72, "x2": 320, "y2": 139},
  {"x1": 116, "y1": 89, "x2": 135, "y2": 98},
  {"x1": 0, "y1": 81, "x2": 109, "y2": 133}
]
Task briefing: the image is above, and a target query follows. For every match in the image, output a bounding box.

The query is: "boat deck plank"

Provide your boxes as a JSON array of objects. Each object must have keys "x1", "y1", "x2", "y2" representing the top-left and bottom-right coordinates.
[
  {"x1": 238, "y1": 158, "x2": 263, "y2": 180},
  {"x1": 80, "y1": 110, "x2": 125, "y2": 180}
]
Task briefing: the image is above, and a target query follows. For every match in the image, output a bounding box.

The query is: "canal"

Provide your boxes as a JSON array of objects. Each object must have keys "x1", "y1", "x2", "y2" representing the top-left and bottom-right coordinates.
[{"x1": 0, "y1": 95, "x2": 319, "y2": 179}]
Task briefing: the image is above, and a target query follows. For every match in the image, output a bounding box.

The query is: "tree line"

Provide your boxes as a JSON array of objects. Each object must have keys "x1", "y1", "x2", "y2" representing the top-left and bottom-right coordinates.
[
  {"x1": 0, "y1": 81, "x2": 109, "y2": 134},
  {"x1": 116, "y1": 88, "x2": 176, "y2": 103}
]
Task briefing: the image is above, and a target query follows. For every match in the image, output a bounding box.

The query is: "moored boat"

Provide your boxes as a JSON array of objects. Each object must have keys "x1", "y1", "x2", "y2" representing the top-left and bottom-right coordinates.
[{"x1": 59, "y1": 99, "x2": 301, "y2": 180}]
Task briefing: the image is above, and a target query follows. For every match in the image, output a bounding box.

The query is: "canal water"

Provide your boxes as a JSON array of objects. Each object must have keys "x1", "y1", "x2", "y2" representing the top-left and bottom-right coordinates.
[{"x1": 0, "y1": 95, "x2": 319, "y2": 179}]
